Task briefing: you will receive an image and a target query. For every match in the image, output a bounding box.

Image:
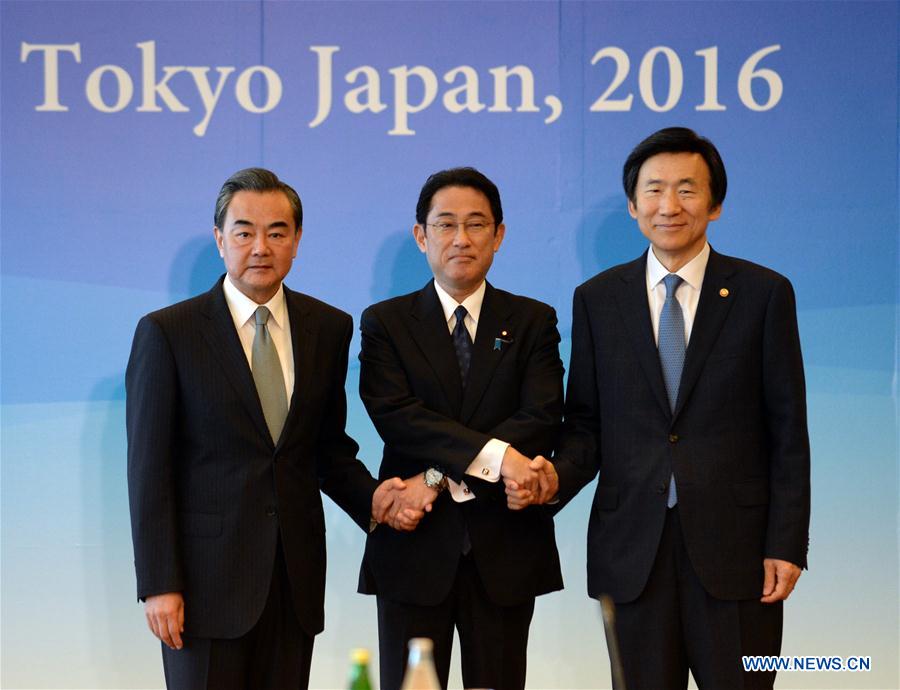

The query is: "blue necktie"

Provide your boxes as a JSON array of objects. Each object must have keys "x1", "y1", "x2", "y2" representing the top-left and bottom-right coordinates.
[
  {"x1": 658, "y1": 274, "x2": 685, "y2": 508},
  {"x1": 452, "y1": 305, "x2": 473, "y2": 387}
]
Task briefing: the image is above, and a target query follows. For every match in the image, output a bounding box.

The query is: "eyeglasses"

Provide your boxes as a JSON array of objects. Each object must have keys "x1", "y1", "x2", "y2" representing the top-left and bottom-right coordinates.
[{"x1": 427, "y1": 220, "x2": 494, "y2": 237}]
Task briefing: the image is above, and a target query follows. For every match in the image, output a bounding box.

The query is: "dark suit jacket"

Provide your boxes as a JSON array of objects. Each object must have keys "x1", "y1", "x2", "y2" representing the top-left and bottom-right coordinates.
[
  {"x1": 126, "y1": 277, "x2": 376, "y2": 639},
  {"x1": 555, "y1": 248, "x2": 810, "y2": 603},
  {"x1": 357, "y1": 281, "x2": 564, "y2": 607}
]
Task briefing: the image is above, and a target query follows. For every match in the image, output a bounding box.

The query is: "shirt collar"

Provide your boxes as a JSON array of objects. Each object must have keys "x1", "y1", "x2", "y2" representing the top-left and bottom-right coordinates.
[
  {"x1": 433, "y1": 279, "x2": 486, "y2": 326},
  {"x1": 647, "y1": 242, "x2": 710, "y2": 292},
  {"x1": 223, "y1": 275, "x2": 287, "y2": 329}
]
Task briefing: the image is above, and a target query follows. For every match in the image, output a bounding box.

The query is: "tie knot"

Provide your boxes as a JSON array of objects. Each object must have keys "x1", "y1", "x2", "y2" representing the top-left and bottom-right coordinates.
[
  {"x1": 254, "y1": 306, "x2": 271, "y2": 326},
  {"x1": 453, "y1": 305, "x2": 468, "y2": 324},
  {"x1": 663, "y1": 273, "x2": 683, "y2": 299}
]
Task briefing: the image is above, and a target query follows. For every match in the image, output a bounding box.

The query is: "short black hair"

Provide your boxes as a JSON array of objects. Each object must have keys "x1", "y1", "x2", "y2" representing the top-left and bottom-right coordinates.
[
  {"x1": 415, "y1": 167, "x2": 503, "y2": 226},
  {"x1": 622, "y1": 127, "x2": 727, "y2": 209},
  {"x1": 214, "y1": 167, "x2": 302, "y2": 231}
]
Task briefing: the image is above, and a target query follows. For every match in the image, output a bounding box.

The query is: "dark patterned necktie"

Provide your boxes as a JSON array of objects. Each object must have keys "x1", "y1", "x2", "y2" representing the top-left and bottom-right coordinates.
[
  {"x1": 452, "y1": 305, "x2": 473, "y2": 387},
  {"x1": 452, "y1": 304, "x2": 474, "y2": 553}
]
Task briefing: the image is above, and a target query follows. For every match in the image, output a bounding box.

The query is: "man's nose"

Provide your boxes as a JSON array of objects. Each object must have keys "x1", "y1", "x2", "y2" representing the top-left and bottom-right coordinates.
[
  {"x1": 452, "y1": 225, "x2": 473, "y2": 246},
  {"x1": 658, "y1": 190, "x2": 681, "y2": 215},
  {"x1": 252, "y1": 235, "x2": 271, "y2": 253}
]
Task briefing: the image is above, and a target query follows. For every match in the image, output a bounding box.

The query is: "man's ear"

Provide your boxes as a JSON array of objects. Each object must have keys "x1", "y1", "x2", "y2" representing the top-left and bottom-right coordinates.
[
  {"x1": 492, "y1": 223, "x2": 506, "y2": 252},
  {"x1": 413, "y1": 224, "x2": 427, "y2": 253},
  {"x1": 292, "y1": 226, "x2": 303, "y2": 258},
  {"x1": 214, "y1": 227, "x2": 225, "y2": 258}
]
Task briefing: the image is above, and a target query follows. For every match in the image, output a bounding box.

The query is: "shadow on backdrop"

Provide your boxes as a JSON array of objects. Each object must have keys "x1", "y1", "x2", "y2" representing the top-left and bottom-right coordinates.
[
  {"x1": 168, "y1": 234, "x2": 223, "y2": 301},
  {"x1": 578, "y1": 196, "x2": 646, "y2": 281},
  {"x1": 78, "y1": 232, "x2": 222, "y2": 683},
  {"x1": 81, "y1": 376, "x2": 152, "y2": 685},
  {"x1": 370, "y1": 230, "x2": 432, "y2": 302}
]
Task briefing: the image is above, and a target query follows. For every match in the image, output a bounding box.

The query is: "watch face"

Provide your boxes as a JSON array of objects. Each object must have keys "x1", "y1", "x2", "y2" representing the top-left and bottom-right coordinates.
[{"x1": 425, "y1": 468, "x2": 443, "y2": 486}]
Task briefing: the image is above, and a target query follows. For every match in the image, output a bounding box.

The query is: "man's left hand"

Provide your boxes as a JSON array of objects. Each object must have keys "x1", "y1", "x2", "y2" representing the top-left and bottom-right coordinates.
[
  {"x1": 373, "y1": 477, "x2": 425, "y2": 531},
  {"x1": 760, "y1": 558, "x2": 801, "y2": 603},
  {"x1": 504, "y1": 456, "x2": 558, "y2": 510},
  {"x1": 531, "y1": 456, "x2": 559, "y2": 502},
  {"x1": 500, "y1": 446, "x2": 539, "y2": 492}
]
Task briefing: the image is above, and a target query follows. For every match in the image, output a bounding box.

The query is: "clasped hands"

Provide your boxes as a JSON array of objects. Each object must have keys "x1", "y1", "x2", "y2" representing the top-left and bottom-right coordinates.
[
  {"x1": 501, "y1": 447, "x2": 558, "y2": 510},
  {"x1": 372, "y1": 475, "x2": 437, "y2": 531},
  {"x1": 372, "y1": 446, "x2": 557, "y2": 530}
]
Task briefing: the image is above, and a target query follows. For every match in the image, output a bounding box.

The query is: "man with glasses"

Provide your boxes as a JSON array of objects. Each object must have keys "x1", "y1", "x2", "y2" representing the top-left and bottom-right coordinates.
[{"x1": 357, "y1": 167, "x2": 564, "y2": 690}]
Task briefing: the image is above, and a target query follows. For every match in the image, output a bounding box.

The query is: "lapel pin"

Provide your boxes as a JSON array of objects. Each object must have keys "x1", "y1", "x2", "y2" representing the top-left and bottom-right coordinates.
[
  {"x1": 494, "y1": 330, "x2": 514, "y2": 351},
  {"x1": 719, "y1": 288, "x2": 729, "y2": 298}
]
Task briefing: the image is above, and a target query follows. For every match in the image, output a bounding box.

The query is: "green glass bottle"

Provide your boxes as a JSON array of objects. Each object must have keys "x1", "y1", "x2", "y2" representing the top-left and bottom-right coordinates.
[{"x1": 348, "y1": 648, "x2": 374, "y2": 690}]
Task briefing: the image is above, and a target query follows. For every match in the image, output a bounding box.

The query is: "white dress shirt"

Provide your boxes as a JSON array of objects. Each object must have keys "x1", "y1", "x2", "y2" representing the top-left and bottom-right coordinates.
[
  {"x1": 432, "y1": 280, "x2": 509, "y2": 503},
  {"x1": 222, "y1": 276, "x2": 294, "y2": 405},
  {"x1": 646, "y1": 242, "x2": 710, "y2": 345}
]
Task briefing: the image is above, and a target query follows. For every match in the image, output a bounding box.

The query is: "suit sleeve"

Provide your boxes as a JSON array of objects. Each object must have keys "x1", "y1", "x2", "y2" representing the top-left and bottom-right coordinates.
[
  {"x1": 762, "y1": 277, "x2": 811, "y2": 569},
  {"x1": 316, "y1": 314, "x2": 379, "y2": 531},
  {"x1": 554, "y1": 285, "x2": 604, "y2": 507},
  {"x1": 359, "y1": 306, "x2": 491, "y2": 482},
  {"x1": 485, "y1": 306, "x2": 564, "y2": 458},
  {"x1": 126, "y1": 315, "x2": 184, "y2": 600}
]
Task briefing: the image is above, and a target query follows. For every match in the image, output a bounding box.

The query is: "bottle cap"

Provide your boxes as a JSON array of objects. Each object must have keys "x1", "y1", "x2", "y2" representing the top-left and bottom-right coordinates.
[
  {"x1": 407, "y1": 637, "x2": 434, "y2": 652},
  {"x1": 351, "y1": 648, "x2": 370, "y2": 664}
]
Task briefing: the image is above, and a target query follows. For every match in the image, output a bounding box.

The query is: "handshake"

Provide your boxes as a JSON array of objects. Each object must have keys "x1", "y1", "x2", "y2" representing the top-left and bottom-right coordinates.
[{"x1": 371, "y1": 446, "x2": 559, "y2": 531}]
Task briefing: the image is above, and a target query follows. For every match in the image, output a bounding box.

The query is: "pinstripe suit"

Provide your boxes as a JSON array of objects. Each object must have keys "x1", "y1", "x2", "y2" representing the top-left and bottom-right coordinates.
[{"x1": 126, "y1": 277, "x2": 376, "y2": 676}]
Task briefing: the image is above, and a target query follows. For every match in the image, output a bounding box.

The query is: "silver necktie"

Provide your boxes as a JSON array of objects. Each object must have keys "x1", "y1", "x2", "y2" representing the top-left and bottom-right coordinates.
[{"x1": 252, "y1": 306, "x2": 288, "y2": 444}]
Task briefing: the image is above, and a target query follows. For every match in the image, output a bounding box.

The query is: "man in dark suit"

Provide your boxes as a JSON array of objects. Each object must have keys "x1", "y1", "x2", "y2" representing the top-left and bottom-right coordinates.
[
  {"x1": 357, "y1": 167, "x2": 564, "y2": 690},
  {"x1": 126, "y1": 168, "x2": 418, "y2": 690},
  {"x1": 509, "y1": 128, "x2": 810, "y2": 689}
]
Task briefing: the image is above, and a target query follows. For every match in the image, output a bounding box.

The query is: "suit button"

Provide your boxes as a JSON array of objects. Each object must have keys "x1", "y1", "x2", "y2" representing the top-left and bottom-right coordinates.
[
  {"x1": 656, "y1": 484, "x2": 667, "y2": 494},
  {"x1": 266, "y1": 506, "x2": 277, "y2": 517},
  {"x1": 669, "y1": 434, "x2": 679, "y2": 443}
]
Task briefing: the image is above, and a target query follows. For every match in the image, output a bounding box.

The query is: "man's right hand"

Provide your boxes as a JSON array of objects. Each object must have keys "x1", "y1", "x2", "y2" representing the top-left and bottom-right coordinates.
[
  {"x1": 373, "y1": 476, "x2": 430, "y2": 531},
  {"x1": 386, "y1": 472, "x2": 438, "y2": 529},
  {"x1": 144, "y1": 592, "x2": 184, "y2": 650}
]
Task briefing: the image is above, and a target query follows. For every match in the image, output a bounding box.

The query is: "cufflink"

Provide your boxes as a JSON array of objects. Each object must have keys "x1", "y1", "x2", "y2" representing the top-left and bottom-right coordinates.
[{"x1": 481, "y1": 468, "x2": 490, "y2": 476}]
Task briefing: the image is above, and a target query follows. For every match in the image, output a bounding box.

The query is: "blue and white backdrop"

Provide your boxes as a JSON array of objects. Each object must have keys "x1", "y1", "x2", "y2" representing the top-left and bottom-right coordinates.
[{"x1": 1, "y1": 2, "x2": 897, "y2": 688}]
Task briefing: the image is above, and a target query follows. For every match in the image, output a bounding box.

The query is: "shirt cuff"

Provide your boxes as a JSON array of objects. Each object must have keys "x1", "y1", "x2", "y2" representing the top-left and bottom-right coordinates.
[
  {"x1": 447, "y1": 478, "x2": 476, "y2": 503},
  {"x1": 465, "y1": 438, "x2": 509, "y2": 483},
  {"x1": 448, "y1": 438, "x2": 509, "y2": 503}
]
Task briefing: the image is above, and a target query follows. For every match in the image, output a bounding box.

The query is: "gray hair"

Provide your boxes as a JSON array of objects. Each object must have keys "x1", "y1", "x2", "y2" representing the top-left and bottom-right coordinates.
[{"x1": 214, "y1": 168, "x2": 302, "y2": 231}]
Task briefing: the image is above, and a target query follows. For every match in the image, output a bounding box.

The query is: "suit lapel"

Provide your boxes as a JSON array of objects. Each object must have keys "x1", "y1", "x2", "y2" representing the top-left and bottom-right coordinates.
[
  {"x1": 673, "y1": 248, "x2": 736, "y2": 420},
  {"x1": 614, "y1": 252, "x2": 672, "y2": 419},
  {"x1": 408, "y1": 281, "x2": 464, "y2": 416},
  {"x1": 460, "y1": 283, "x2": 513, "y2": 425},
  {"x1": 199, "y1": 278, "x2": 272, "y2": 444},
  {"x1": 279, "y1": 287, "x2": 316, "y2": 450}
]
